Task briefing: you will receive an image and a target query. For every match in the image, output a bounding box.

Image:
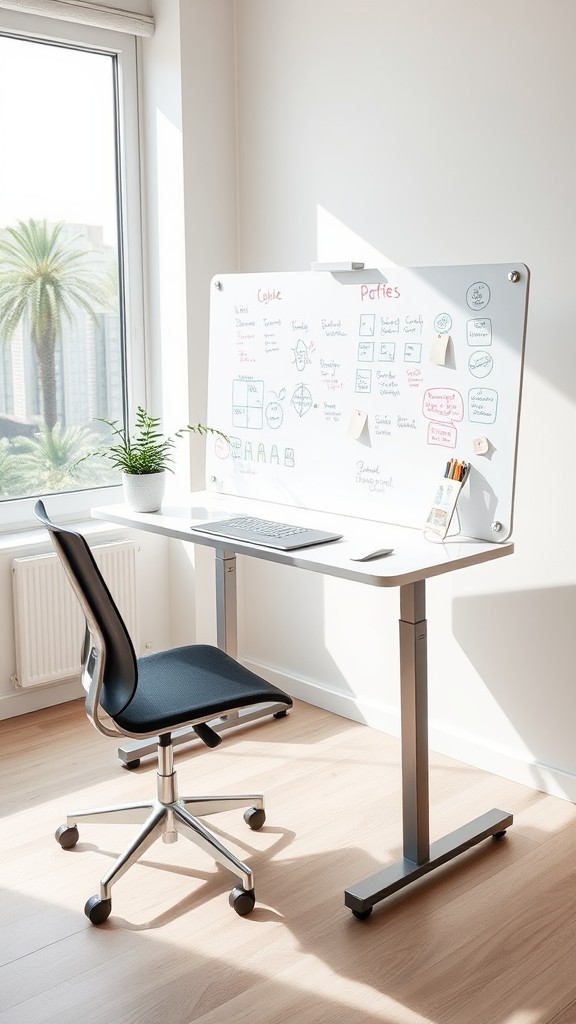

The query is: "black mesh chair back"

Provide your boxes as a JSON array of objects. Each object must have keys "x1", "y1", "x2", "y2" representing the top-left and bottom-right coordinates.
[{"x1": 35, "y1": 499, "x2": 137, "y2": 718}]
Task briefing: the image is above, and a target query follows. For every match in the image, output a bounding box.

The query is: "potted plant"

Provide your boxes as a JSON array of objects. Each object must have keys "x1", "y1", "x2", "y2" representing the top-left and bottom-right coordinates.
[{"x1": 92, "y1": 406, "x2": 226, "y2": 512}]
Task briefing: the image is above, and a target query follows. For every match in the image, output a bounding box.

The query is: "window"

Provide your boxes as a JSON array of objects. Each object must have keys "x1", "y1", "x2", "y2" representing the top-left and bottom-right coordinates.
[{"x1": 0, "y1": 9, "x2": 144, "y2": 528}]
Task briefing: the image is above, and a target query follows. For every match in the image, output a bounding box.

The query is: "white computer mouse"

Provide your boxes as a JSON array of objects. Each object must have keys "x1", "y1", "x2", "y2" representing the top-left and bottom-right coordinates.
[{"x1": 349, "y1": 546, "x2": 394, "y2": 562}]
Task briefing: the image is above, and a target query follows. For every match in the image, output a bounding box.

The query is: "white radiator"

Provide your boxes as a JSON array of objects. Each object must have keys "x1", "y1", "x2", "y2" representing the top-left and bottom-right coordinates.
[{"x1": 12, "y1": 541, "x2": 138, "y2": 688}]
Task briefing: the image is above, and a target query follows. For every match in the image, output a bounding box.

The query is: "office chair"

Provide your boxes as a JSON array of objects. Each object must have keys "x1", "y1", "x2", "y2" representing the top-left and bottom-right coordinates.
[{"x1": 34, "y1": 500, "x2": 292, "y2": 925}]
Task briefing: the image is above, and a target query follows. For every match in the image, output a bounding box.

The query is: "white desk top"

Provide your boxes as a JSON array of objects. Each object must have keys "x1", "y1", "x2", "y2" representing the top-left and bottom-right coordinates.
[{"x1": 92, "y1": 491, "x2": 513, "y2": 588}]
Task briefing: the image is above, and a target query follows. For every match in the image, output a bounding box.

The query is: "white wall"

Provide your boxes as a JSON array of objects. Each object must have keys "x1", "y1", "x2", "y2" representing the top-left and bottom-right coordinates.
[{"x1": 179, "y1": 0, "x2": 576, "y2": 799}]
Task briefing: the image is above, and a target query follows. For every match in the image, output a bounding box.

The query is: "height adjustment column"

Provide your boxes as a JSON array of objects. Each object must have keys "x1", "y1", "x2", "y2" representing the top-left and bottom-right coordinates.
[
  {"x1": 399, "y1": 580, "x2": 430, "y2": 865},
  {"x1": 215, "y1": 548, "x2": 238, "y2": 657},
  {"x1": 213, "y1": 546, "x2": 289, "y2": 730},
  {"x1": 344, "y1": 578, "x2": 513, "y2": 919}
]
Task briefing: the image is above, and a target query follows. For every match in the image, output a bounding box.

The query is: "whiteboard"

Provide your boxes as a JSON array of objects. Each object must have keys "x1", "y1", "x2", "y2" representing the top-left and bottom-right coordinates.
[{"x1": 205, "y1": 264, "x2": 529, "y2": 541}]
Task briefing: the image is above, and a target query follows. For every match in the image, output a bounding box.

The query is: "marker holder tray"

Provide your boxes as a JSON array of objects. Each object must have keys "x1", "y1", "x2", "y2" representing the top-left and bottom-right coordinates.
[{"x1": 424, "y1": 469, "x2": 469, "y2": 541}]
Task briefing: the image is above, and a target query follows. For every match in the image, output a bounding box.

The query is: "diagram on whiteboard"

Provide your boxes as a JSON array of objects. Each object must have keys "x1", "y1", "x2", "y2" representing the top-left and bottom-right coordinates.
[
  {"x1": 232, "y1": 379, "x2": 264, "y2": 429},
  {"x1": 291, "y1": 383, "x2": 314, "y2": 417},
  {"x1": 206, "y1": 264, "x2": 529, "y2": 540}
]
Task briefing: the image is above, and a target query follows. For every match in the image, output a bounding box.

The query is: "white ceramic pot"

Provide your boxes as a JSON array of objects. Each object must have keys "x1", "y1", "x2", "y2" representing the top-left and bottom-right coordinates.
[{"x1": 122, "y1": 471, "x2": 166, "y2": 512}]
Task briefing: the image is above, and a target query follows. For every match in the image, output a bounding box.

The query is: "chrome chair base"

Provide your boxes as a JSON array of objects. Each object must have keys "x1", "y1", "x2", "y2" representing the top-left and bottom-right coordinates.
[{"x1": 55, "y1": 740, "x2": 264, "y2": 922}]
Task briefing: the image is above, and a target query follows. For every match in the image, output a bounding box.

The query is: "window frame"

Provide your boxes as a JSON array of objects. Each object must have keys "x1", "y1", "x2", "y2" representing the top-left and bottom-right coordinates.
[{"x1": 0, "y1": 7, "x2": 145, "y2": 531}]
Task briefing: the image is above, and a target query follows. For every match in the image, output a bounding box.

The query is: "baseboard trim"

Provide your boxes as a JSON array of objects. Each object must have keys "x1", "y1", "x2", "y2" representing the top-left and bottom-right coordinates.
[
  {"x1": 244, "y1": 658, "x2": 576, "y2": 804},
  {"x1": 0, "y1": 677, "x2": 84, "y2": 720}
]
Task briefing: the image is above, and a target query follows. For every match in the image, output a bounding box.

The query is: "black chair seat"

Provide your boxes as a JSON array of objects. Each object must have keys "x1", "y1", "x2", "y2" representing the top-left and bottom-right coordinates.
[{"x1": 116, "y1": 643, "x2": 289, "y2": 734}]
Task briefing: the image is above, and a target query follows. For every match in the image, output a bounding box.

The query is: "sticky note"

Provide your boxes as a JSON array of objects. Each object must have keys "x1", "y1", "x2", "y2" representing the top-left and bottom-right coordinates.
[
  {"x1": 429, "y1": 333, "x2": 451, "y2": 366},
  {"x1": 348, "y1": 409, "x2": 367, "y2": 439},
  {"x1": 473, "y1": 436, "x2": 490, "y2": 455}
]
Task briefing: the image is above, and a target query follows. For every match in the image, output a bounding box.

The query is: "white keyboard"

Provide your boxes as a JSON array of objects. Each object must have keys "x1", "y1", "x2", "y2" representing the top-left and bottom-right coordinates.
[{"x1": 192, "y1": 515, "x2": 342, "y2": 550}]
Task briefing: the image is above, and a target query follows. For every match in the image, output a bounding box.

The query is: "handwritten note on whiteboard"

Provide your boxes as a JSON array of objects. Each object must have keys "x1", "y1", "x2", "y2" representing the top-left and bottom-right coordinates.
[{"x1": 205, "y1": 264, "x2": 529, "y2": 541}]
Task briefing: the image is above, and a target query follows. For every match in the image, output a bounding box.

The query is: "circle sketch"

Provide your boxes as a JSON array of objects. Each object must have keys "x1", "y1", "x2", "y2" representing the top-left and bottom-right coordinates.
[
  {"x1": 434, "y1": 312, "x2": 452, "y2": 333},
  {"x1": 468, "y1": 350, "x2": 494, "y2": 378},
  {"x1": 291, "y1": 383, "x2": 313, "y2": 417},
  {"x1": 466, "y1": 281, "x2": 491, "y2": 311},
  {"x1": 214, "y1": 434, "x2": 231, "y2": 459},
  {"x1": 265, "y1": 400, "x2": 284, "y2": 429},
  {"x1": 292, "y1": 338, "x2": 311, "y2": 371}
]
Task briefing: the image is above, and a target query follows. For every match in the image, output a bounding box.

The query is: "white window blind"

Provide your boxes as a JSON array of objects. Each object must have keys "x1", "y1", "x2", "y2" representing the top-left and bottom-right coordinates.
[{"x1": 0, "y1": 1, "x2": 154, "y2": 36}]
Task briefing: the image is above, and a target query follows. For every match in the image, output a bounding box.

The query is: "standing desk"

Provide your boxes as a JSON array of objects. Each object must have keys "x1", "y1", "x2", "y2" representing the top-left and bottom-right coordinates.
[{"x1": 93, "y1": 491, "x2": 513, "y2": 917}]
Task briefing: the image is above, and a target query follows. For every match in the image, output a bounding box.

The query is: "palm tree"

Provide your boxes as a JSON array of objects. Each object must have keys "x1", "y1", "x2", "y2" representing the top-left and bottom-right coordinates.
[
  {"x1": 0, "y1": 438, "x2": 22, "y2": 496},
  {"x1": 0, "y1": 219, "x2": 113, "y2": 432},
  {"x1": 6, "y1": 422, "x2": 112, "y2": 496}
]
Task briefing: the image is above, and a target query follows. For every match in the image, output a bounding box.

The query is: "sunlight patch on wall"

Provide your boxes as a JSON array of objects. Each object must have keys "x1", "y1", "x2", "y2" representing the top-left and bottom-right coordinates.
[
  {"x1": 316, "y1": 205, "x2": 397, "y2": 268},
  {"x1": 152, "y1": 107, "x2": 189, "y2": 481},
  {"x1": 156, "y1": 108, "x2": 186, "y2": 354}
]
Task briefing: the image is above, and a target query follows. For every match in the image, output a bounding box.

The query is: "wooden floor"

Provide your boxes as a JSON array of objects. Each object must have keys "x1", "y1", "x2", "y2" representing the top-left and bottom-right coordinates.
[{"x1": 1, "y1": 699, "x2": 576, "y2": 1024}]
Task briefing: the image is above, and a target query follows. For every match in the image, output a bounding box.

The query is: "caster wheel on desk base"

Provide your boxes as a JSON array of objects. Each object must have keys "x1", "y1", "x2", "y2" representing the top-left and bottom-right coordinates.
[{"x1": 351, "y1": 906, "x2": 373, "y2": 920}]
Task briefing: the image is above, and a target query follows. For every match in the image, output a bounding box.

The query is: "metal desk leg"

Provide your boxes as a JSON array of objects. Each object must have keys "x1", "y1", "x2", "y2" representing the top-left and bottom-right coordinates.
[
  {"x1": 117, "y1": 546, "x2": 289, "y2": 768},
  {"x1": 399, "y1": 579, "x2": 430, "y2": 864},
  {"x1": 215, "y1": 548, "x2": 238, "y2": 656},
  {"x1": 212, "y1": 546, "x2": 290, "y2": 728},
  {"x1": 344, "y1": 580, "x2": 512, "y2": 918}
]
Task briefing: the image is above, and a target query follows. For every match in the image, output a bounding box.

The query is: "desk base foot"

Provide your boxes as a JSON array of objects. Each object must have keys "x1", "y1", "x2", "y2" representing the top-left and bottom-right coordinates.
[
  {"x1": 345, "y1": 808, "x2": 513, "y2": 917},
  {"x1": 117, "y1": 701, "x2": 290, "y2": 768}
]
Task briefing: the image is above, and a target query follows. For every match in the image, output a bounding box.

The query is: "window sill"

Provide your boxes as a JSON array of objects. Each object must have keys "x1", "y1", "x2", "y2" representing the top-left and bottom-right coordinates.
[{"x1": 0, "y1": 518, "x2": 130, "y2": 555}]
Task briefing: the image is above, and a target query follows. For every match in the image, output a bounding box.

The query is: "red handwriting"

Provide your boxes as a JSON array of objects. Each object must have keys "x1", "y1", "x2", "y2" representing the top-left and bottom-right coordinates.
[
  {"x1": 257, "y1": 288, "x2": 282, "y2": 304},
  {"x1": 360, "y1": 283, "x2": 400, "y2": 301}
]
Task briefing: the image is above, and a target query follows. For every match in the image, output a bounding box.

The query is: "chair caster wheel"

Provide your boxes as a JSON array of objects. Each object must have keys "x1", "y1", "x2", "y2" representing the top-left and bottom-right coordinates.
[
  {"x1": 352, "y1": 906, "x2": 373, "y2": 920},
  {"x1": 244, "y1": 806, "x2": 266, "y2": 830},
  {"x1": 229, "y1": 886, "x2": 255, "y2": 916},
  {"x1": 55, "y1": 824, "x2": 79, "y2": 849},
  {"x1": 273, "y1": 709, "x2": 288, "y2": 719},
  {"x1": 493, "y1": 830, "x2": 507, "y2": 840},
  {"x1": 123, "y1": 758, "x2": 141, "y2": 770},
  {"x1": 85, "y1": 895, "x2": 112, "y2": 925}
]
